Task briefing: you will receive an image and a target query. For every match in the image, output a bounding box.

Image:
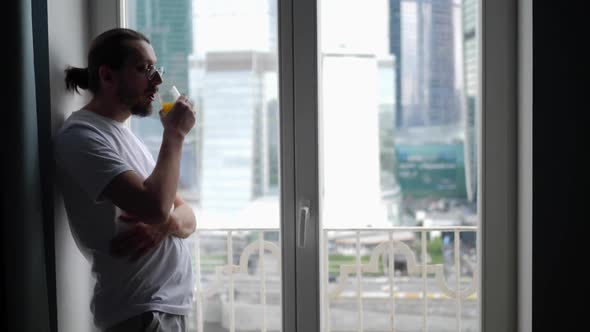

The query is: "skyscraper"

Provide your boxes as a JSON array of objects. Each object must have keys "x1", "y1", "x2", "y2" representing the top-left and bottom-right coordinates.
[
  {"x1": 389, "y1": 0, "x2": 459, "y2": 129},
  {"x1": 191, "y1": 0, "x2": 279, "y2": 216},
  {"x1": 389, "y1": 0, "x2": 467, "y2": 200},
  {"x1": 131, "y1": 0, "x2": 192, "y2": 94},
  {"x1": 127, "y1": 0, "x2": 198, "y2": 194},
  {"x1": 195, "y1": 52, "x2": 278, "y2": 214}
]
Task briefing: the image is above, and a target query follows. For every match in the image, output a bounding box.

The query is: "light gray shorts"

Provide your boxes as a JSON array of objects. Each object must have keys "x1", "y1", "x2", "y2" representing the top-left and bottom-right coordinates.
[{"x1": 105, "y1": 311, "x2": 187, "y2": 332}]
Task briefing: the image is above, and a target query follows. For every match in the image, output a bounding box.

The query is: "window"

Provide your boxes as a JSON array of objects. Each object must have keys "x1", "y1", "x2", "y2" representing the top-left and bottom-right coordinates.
[{"x1": 105, "y1": 0, "x2": 518, "y2": 330}]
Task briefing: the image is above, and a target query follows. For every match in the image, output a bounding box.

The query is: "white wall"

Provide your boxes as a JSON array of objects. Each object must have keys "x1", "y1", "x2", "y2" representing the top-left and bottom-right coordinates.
[
  {"x1": 49, "y1": 1, "x2": 122, "y2": 330},
  {"x1": 89, "y1": 0, "x2": 123, "y2": 39},
  {"x1": 518, "y1": 0, "x2": 533, "y2": 331},
  {"x1": 48, "y1": 0, "x2": 97, "y2": 331}
]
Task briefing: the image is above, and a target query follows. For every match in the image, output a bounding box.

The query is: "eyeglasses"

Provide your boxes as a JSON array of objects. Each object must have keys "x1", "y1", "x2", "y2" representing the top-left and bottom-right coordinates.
[{"x1": 145, "y1": 65, "x2": 164, "y2": 80}]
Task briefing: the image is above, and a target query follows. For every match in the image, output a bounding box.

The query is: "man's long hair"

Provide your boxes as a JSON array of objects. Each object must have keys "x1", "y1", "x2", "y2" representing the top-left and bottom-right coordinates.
[{"x1": 64, "y1": 28, "x2": 150, "y2": 94}]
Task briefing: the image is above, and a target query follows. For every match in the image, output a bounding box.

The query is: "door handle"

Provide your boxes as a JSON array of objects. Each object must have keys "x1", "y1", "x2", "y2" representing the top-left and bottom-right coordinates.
[{"x1": 297, "y1": 200, "x2": 310, "y2": 248}]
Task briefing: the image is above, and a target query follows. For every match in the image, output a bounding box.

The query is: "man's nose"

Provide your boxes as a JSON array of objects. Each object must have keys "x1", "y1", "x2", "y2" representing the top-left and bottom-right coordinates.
[{"x1": 151, "y1": 71, "x2": 163, "y2": 85}]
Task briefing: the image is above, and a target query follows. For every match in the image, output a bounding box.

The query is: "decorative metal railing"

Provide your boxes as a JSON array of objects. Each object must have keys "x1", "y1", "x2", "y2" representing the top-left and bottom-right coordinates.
[{"x1": 189, "y1": 226, "x2": 478, "y2": 332}]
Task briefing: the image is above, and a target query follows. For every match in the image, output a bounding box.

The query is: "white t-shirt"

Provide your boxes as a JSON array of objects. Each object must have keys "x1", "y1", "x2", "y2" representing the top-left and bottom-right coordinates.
[{"x1": 54, "y1": 109, "x2": 193, "y2": 329}]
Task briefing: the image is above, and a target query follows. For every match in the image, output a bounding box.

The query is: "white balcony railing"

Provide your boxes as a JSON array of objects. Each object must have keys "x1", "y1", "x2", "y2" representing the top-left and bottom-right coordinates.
[{"x1": 188, "y1": 226, "x2": 479, "y2": 332}]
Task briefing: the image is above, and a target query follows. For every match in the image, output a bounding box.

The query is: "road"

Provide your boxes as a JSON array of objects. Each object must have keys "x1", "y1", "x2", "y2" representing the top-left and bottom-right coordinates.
[{"x1": 188, "y1": 275, "x2": 478, "y2": 332}]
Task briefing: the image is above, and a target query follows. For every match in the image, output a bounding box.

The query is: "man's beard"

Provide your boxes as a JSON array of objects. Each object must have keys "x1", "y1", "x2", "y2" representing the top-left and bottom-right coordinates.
[
  {"x1": 117, "y1": 85, "x2": 153, "y2": 117},
  {"x1": 129, "y1": 102, "x2": 152, "y2": 117}
]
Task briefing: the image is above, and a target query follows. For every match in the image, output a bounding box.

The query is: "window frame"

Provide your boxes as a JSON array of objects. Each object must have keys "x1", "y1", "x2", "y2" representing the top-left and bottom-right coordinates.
[{"x1": 479, "y1": 0, "x2": 518, "y2": 330}]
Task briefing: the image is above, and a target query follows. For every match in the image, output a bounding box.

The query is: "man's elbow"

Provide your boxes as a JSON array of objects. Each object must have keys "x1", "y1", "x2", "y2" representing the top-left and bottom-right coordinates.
[
  {"x1": 185, "y1": 220, "x2": 197, "y2": 238},
  {"x1": 141, "y1": 199, "x2": 172, "y2": 224},
  {"x1": 153, "y1": 209, "x2": 172, "y2": 225},
  {"x1": 179, "y1": 218, "x2": 197, "y2": 239}
]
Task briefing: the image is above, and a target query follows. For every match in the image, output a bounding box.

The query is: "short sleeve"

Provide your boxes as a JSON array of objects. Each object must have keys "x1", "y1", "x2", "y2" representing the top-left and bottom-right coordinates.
[{"x1": 54, "y1": 125, "x2": 133, "y2": 202}]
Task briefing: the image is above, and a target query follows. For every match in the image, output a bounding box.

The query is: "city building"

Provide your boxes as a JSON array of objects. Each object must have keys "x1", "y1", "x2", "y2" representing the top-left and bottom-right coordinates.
[
  {"x1": 190, "y1": 0, "x2": 279, "y2": 217},
  {"x1": 390, "y1": 0, "x2": 460, "y2": 129},
  {"x1": 127, "y1": 0, "x2": 199, "y2": 195},
  {"x1": 388, "y1": 0, "x2": 468, "y2": 202}
]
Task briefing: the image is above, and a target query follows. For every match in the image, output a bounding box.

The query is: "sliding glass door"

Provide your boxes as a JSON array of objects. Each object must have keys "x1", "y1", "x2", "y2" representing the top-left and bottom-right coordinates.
[
  {"x1": 316, "y1": 0, "x2": 479, "y2": 330},
  {"x1": 291, "y1": 0, "x2": 516, "y2": 331}
]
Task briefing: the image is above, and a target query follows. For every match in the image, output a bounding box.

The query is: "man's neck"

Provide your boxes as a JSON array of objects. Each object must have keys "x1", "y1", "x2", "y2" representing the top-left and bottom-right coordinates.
[{"x1": 84, "y1": 96, "x2": 131, "y2": 123}]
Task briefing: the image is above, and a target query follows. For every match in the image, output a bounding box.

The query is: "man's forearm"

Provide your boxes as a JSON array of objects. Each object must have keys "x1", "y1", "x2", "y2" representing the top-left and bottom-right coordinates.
[
  {"x1": 142, "y1": 130, "x2": 184, "y2": 222},
  {"x1": 169, "y1": 203, "x2": 196, "y2": 238}
]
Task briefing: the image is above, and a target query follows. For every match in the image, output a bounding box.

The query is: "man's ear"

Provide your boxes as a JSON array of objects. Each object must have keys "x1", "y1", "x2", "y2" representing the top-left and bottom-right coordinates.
[{"x1": 98, "y1": 65, "x2": 114, "y2": 87}]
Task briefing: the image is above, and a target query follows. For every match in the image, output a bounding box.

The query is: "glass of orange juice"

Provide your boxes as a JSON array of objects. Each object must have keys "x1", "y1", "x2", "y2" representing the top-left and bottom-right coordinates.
[{"x1": 159, "y1": 85, "x2": 181, "y2": 115}]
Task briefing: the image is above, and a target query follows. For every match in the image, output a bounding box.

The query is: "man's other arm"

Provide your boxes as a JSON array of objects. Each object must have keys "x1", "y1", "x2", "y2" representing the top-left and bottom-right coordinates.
[{"x1": 168, "y1": 194, "x2": 196, "y2": 238}]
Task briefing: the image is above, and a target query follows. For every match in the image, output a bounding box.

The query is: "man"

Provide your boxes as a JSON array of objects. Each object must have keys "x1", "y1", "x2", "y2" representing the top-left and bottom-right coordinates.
[{"x1": 54, "y1": 28, "x2": 196, "y2": 331}]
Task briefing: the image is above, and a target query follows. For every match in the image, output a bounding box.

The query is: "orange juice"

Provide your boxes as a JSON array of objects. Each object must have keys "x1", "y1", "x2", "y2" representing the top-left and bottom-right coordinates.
[{"x1": 162, "y1": 102, "x2": 175, "y2": 114}]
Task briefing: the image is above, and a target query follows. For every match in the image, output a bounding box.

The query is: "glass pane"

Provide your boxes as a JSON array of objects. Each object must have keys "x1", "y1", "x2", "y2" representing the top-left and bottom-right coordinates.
[
  {"x1": 125, "y1": 0, "x2": 281, "y2": 331},
  {"x1": 319, "y1": 0, "x2": 479, "y2": 331}
]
